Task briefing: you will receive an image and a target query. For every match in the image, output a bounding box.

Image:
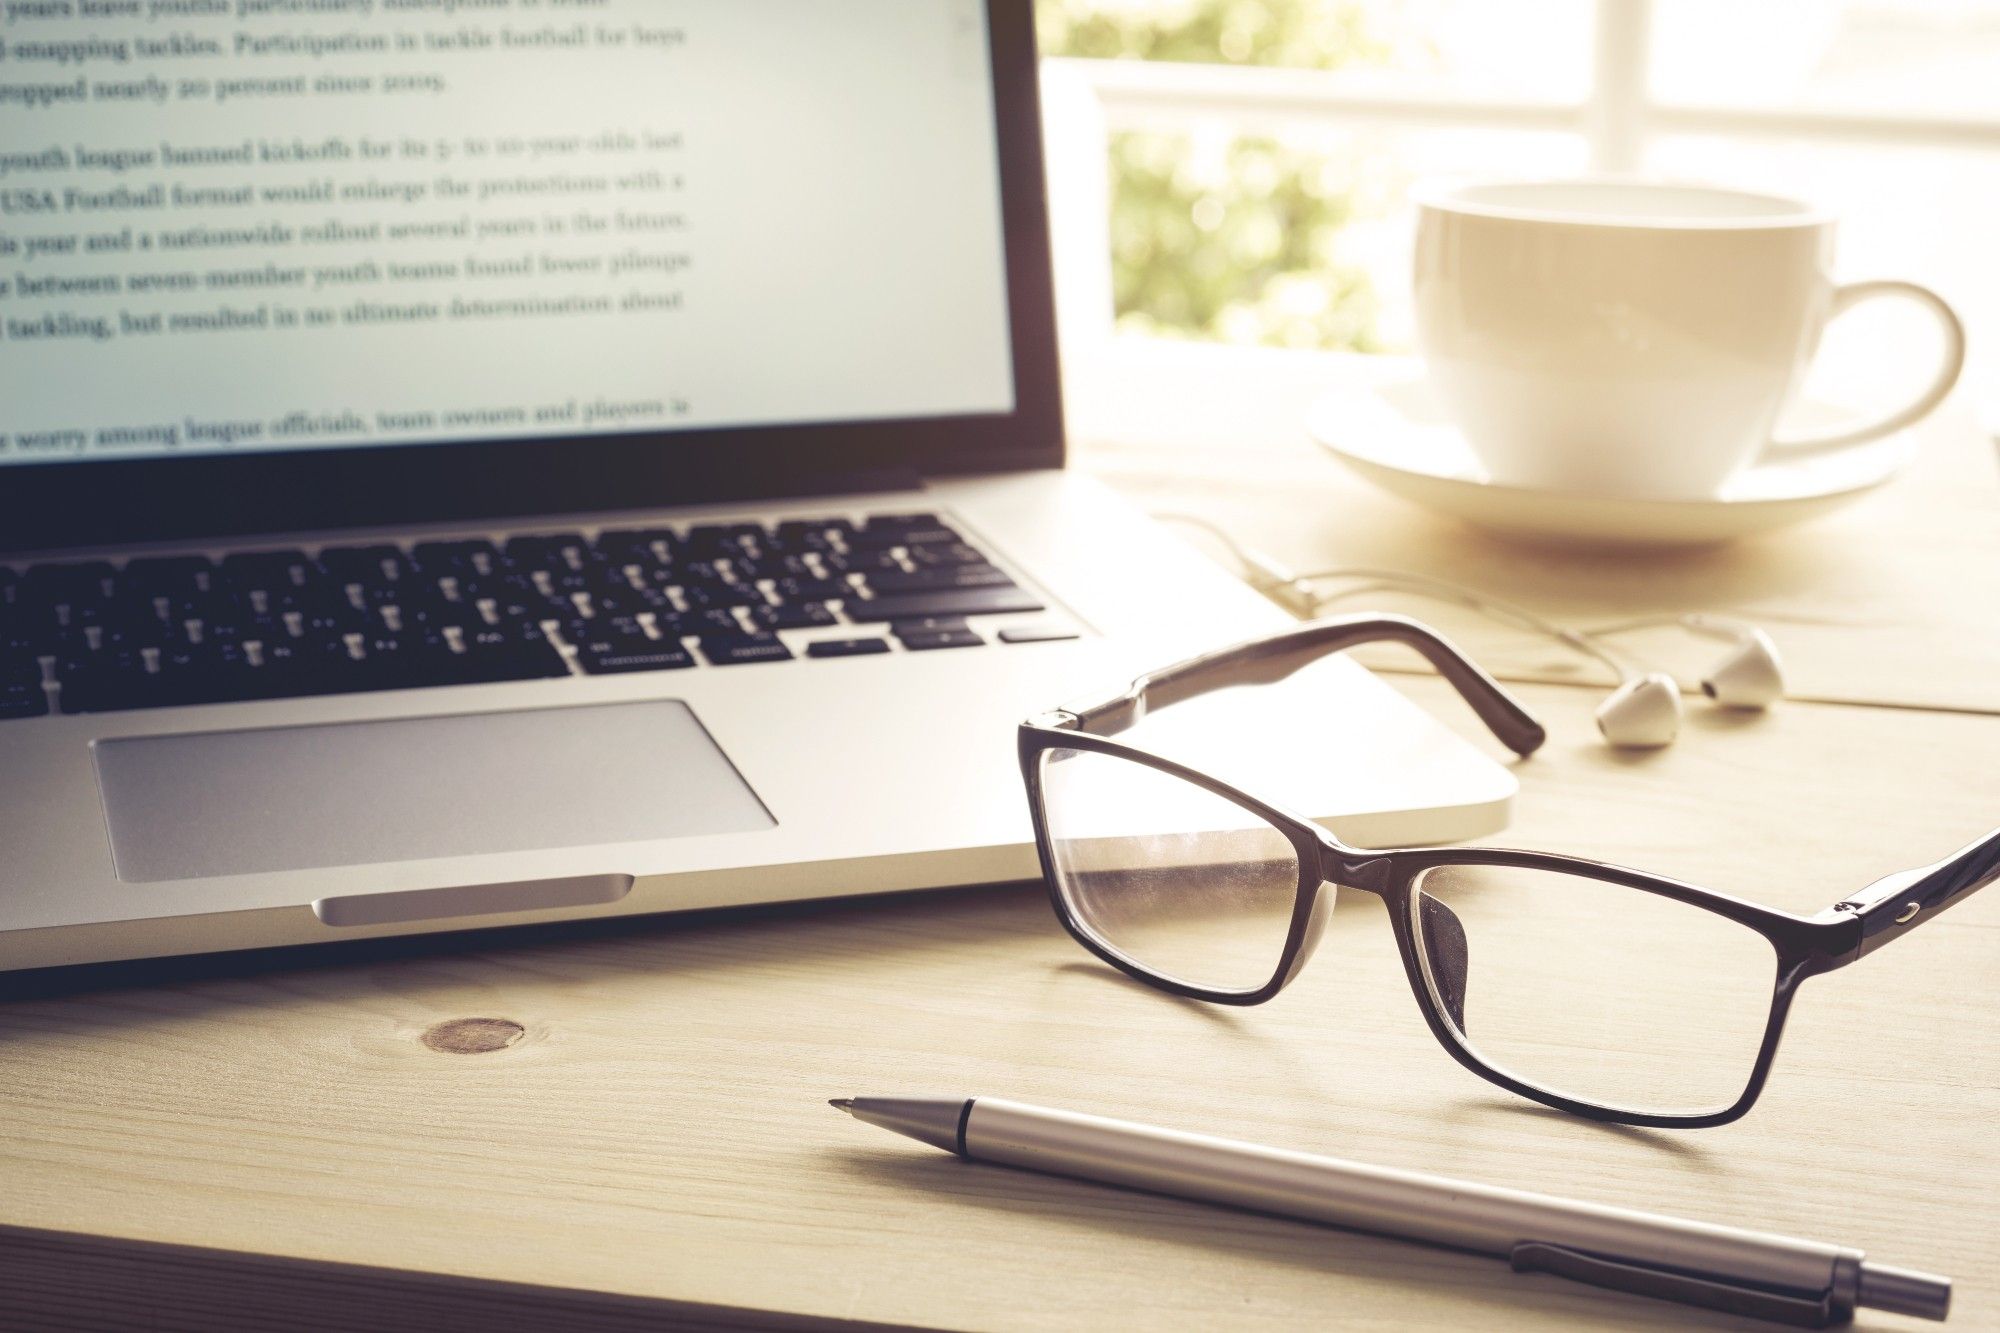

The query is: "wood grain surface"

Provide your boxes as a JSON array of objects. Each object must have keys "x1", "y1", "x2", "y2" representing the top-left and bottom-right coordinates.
[
  {"x1": 2, "y1": 347, "x2": 1996, "y2": 1331},
  {"x1": 4, "y1": 674, "x2": 1997, "y2": 1331}
]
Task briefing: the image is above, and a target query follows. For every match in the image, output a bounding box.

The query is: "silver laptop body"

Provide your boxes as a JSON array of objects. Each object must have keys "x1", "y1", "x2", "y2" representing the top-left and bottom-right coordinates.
[{"x1": 0, "y1": 1, "x2": 1512, "y2": 970}]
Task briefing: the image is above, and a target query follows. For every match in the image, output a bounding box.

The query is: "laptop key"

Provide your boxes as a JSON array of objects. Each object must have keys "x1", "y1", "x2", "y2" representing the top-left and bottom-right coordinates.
[
  {"x1": 573, "y1": 634, "x2": 696, "y2": 675},
  {"x1": 887, "y1": 616, "x2": 967, "y2": 635},
  {"x1": 121, "y1": 555, "x2": 217, "y2": 598},
  {"x1": 897, "y1": 627, "x2": 984, "y2": 652},
  {"x1": 860, "y1": 565, "x2": 1014, "y2": 595},
  {"x1": 819, "y1": 547, "x2": 906, "y2": 576},
  {"x1": 504, "y1": 532, "x2": 596, "y2": 572},
  {"x1": 752, "y1": 601, "x2": 837, "y2": 632},
  {"x1": 848, "y1": 514, "x2": 960, "y2": 548},
  {"x1": 697, "y1": 633, "x2": 794, "y2": 666},
  {"x1": 804, "y1": 638, "x2": 891, "y2": 658},
  {"x1": 1, "y1": 688, "x2": 49, "y2": 720},
  {"x1": 217, "y1": 551, "x2": 325, "y2": 612},
  {"x1": 59, "y1": 643, "x2": 209, "y2": 713},
  {"x1": 435, "y1": 626, "x2": 573, "y2": 684},
  {"x1": 219, "y1": 638, "x2": 319, "y2": 702},
  {"x1": 676, "y1": 580, "x2": 765, "y2": 611},
  {"x1": 218, "y1": 549, "x2": 319, "y2": 585},
  {"x1": 21, "y1": 559, "x2": 117, "y2": 597},
  {"x1": 859, "y1": 512, "x2": 942, "y2": 530},
  {"x1": 325, "y1": 633, "x2": 439, "y2": 693},
  {"x1": 411, "y1": 539, "x2": 504, "y2": 578},
  {"x1": 118, "y1": 584, "x2": 229, "y2": 634},
  {"x1": 732, "y1": 552, "x2": 820, "y2": 582},
  {"x1": 906, "y1": 541, "x2": 992, "y2": 567},
  {"x1": 768, "y1": 519, "x2": 851, "y2": 553},
  {"x1": 867, "y1": 525, "x2": 962, "y2": 548},
  {"x1": 767, "y1": 576, "x2": 848, "y2": 606},
  {"x1": 658, "y1": 607, "x2": 745, "y2": 638},
  {"x1": 0, "y1": 657, "x2": 46, "y2": 720},
  {"x1": 561, "y1": 613, "x2": 649, "y2": 642},
  {"x1": 467, "y1": 583, "x2": 566, "y2": 628},
  {"x1": 845, "y1": 585, "x2": 1045, "y2": 623},
  {"x1": 564, "y1": 586, "x2": 663, "y2": 621},
  {"x1": 682, "y1": 523, "x2": 770, "y2": 560},
  {"x1": 19, "y1": 562, "x2": 117, "y2": 628},
  {"x1": 318, "y1": 544, "x2": 415, "y2": 587},
  {"x1": 682, "y1": 556, "x2": 741, "y2": 583},
  {"x1": 594, "y1": 528, "x2": 679, "y2": 567},
  {"x1": 174, "y1": 639, "x2": 272, "y2": 703}
]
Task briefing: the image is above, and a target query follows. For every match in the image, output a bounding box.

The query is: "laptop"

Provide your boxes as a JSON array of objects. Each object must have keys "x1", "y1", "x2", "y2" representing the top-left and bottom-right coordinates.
[{"x1": 0, "y1": 0, "x2": 1514, "y2": 970}]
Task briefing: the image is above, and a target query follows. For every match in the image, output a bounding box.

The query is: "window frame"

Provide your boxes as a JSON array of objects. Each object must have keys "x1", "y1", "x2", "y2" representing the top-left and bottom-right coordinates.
[{"x1": 1041, "y1": 0, "x2": 2000, "y2": 339}]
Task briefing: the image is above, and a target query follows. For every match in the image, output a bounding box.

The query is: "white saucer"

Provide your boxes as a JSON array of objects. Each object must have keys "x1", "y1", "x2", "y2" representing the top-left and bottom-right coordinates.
[{"x1": 1308, "y1": 371, "x2": 1916, "y2": 547}]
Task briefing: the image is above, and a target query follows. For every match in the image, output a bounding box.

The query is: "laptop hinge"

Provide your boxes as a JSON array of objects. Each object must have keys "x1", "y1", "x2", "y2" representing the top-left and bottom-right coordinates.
[
  {"x1": 811, "y1": 465, "x2": 927, "y2": 498},
  {"x1": 1, "y1": 464, "x2": 933, "y2": 560}
]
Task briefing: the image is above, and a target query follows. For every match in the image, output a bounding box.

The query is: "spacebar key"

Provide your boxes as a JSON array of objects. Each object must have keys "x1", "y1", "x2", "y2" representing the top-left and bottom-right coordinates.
[{"x1": 846, "y1": 586, "x2": 1044, "y2": 623}]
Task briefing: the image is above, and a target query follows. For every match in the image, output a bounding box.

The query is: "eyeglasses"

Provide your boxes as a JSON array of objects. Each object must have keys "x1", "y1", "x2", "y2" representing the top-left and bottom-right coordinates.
[{"x1": 1018, "y1": 614, "x2": 2000, "y2": 1129}]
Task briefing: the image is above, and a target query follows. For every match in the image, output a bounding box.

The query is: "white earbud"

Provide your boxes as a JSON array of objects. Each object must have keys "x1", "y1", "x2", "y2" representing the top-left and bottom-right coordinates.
[
  {"x1": 1595, "y1": 672, "x2": 1684, "y2": 748},
  {"x1": 1687, "y1": 618, "x2": 1786, "y2": 709}
]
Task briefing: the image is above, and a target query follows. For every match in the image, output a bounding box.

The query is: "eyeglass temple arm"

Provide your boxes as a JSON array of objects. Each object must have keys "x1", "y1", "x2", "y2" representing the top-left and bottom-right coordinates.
[
  {"x1": 1064, "y1": 614, "x2": 1546, "y2": 757},
  {"x1": 1828, "y1": 825, "x2": 2000, "y2": 959}
]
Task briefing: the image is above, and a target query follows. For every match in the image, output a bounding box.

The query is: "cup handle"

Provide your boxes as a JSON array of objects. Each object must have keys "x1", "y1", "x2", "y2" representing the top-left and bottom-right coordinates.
[{"x1": 1767, "y1": 280, "x2": 1966, "y2": 454}]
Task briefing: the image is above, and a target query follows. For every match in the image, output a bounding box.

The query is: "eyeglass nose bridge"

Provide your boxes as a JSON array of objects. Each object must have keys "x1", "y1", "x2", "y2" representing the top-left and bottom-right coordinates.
[
  {"x1": 1294, "y1": 849, "x2": 1472, "y2": 1033},
  {"x1": 1275, "y1": 850, "x2": 1401, "y2": 989},
  {"x1": 1321, "y1": 847, "x2": 1399, "y2": 896}
]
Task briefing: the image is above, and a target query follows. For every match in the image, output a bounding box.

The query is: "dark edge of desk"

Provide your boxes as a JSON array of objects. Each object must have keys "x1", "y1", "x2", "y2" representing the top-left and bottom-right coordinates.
[{"x1": 0, "y1": 1223, "x2": 923, "y2": 1333}]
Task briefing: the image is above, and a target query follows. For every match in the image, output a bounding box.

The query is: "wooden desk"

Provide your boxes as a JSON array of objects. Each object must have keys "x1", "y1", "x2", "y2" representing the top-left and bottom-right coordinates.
[{"x1": 4, "y1": 349, "x2": 1997, "y2": 1331}]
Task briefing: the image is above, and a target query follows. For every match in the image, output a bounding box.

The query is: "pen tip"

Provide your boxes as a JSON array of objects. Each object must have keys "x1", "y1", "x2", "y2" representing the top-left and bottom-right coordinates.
[{"x1": 828, "y1": 1098, "x2": 854, "y2": 1113}]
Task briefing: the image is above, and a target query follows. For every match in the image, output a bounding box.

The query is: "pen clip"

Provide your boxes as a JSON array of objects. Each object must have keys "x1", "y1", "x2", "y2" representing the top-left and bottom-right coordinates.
[{"x1": 1509, "y1": 1242, "x2": 1848, "y2": 1329}]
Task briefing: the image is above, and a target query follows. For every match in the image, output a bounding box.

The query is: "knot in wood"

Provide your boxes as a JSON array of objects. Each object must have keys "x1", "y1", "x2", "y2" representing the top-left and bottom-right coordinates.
[{"x1": 422, "y1": 1017, "x2": 526, "y2": 1055}]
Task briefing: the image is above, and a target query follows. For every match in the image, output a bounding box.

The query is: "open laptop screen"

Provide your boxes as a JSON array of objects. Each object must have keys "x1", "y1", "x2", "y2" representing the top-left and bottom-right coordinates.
[
  {"x1": 1, "y1": 2, "x2": 1014, "y2": 469},
  {"x1": 0, "y1": 1, "x2": 1058, "y2": 552}
]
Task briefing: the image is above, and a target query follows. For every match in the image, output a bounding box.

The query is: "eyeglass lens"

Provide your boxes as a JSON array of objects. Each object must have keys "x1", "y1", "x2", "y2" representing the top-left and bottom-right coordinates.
[
  {"x1": 1411, "y1": 862, "x2": 1781, "y2": 1116},
  {"x1": 1040, "y1": 746, "x2": 1302, "y2": 995}
]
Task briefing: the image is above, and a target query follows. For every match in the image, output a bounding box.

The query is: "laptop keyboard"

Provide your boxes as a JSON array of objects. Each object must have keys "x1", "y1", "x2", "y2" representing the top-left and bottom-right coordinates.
[{"x1": 0, "y1": 512, "x2": 1063, "y2": 721}]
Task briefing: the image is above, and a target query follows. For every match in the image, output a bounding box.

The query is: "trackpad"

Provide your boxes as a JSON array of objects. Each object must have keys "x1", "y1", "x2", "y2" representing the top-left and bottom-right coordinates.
[{"x1": 94, "y1": 702, "x2": 774, "y2": 883}]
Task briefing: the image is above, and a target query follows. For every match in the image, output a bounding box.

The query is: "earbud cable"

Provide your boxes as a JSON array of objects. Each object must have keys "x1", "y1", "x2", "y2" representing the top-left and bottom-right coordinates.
[{"x1": 1151, "y1": 511, "x2": 1637, "y2": 687}]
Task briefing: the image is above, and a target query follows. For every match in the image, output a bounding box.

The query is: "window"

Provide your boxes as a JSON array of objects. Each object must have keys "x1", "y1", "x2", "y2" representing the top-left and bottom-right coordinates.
[{"x1": 1038, "y1": 0, "x2": 2000, "y2": 389}]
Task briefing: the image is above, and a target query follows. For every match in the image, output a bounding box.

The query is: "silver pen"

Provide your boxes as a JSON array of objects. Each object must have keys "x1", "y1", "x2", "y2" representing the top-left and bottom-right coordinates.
[{"x1": 831, "y1": 1096, "x2": 1951, "y2": 1327}]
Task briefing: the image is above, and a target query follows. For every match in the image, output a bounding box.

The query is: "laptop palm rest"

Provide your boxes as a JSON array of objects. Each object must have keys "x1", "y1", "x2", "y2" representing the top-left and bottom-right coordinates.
[{"x1": 92, "y1": 701, "x2": 774, "y2": 884}]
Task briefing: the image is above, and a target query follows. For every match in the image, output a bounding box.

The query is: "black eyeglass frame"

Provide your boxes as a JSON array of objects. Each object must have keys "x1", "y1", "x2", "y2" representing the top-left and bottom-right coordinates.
[{"x1": 1017, "y1": 614, "x2": 2000, "y2": 1129}]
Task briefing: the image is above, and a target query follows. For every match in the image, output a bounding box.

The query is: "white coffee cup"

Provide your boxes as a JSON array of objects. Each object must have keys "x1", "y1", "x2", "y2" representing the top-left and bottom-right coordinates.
[{"x1": 1412, "y1": 178, "x2": 1966, "y2": 499}]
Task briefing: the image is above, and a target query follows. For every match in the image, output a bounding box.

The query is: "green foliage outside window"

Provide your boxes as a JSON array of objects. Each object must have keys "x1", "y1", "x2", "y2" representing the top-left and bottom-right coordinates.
[
  {"x1": 1035, "y1": 0, "x2": 1381, "y2": 67},
  {"x1": 1037, "y1": 0, "x2": 1390, "y2": 351}
]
